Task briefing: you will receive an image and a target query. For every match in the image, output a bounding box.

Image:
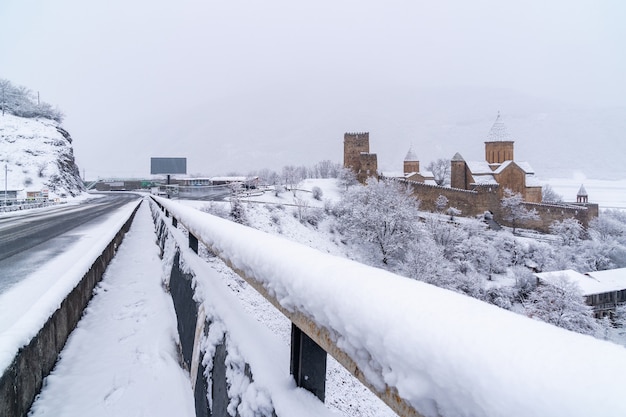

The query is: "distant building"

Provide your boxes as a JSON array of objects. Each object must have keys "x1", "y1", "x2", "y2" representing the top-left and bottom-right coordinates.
[
  {"x1": 208, "y1": 176, "x2": 259, "y2": 188},
  {"x1": 352, "y1": 112, "x2": 598, "y2": 232},
  {"x1": 450, "y1": 113, "x2": 542, "y2": 203},
  {"x1": 343, "y1": 132, "x2": 378, "y2": 183},
  {"x1": 535, "y1": 268, "x2": 626, "y2": 318},
  {"x1": 383, "y1": 146, "x2": 436, "y2": 184},
  {"x1": 577, "y1": 184, "x2": 589, "y2": 203}
]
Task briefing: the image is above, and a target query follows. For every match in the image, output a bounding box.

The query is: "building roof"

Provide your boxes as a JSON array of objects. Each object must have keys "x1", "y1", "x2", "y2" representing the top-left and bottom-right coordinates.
[
  {"x1": 535, "y1": 268, "x2": 626, "y2": 296},
  {"x1": 466, "y1": 161, "x2": 493, "y2": 174},
  {"x1": 210, "y1": 176, "x2": 257, "y2": 182},
  {"x1": 486, "y1": 112, "x2": 512, "y2": 142},
  {"x1": 525, "y1": 174, "x2": 542, "y2": 188},
  {"x1": 578, "y1": 184, "x2": 588, "y2": 197},
  {"x1": 405, "y1": 147, "x2": 418, "y2": 162},
  {"x1": 491, "y1": 160, "x2": 534, "y2": 175},
  {"x1": 451, "y1": 152, "x2": 465, "y2": 162},
  {"x1": 470, "y1": 174, "x2": 498, "y2": 185}
]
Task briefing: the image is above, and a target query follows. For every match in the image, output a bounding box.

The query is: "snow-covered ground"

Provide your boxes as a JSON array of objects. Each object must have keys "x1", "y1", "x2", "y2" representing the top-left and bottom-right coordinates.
[
  {"x1": 0, "y1": 196, "x2": 137, "y2": 373},
  {"x1": 154, "y1": 186, "x2": 626, "y2": 417},
  {"x1": 0, "y1": 113, "x2": 84, "y2": 199},
  {"x1": 28, "y1": 201, "x2": 195, "y2": 416},
  {"x1": 2, "y1": 174, "x2": 625, "y2": 416}
]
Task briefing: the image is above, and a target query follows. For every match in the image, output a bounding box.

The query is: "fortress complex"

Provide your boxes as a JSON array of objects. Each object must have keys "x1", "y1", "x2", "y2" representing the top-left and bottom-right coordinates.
[{"x1": 343, "y1": 113, "x2": 598, "y2": 232}]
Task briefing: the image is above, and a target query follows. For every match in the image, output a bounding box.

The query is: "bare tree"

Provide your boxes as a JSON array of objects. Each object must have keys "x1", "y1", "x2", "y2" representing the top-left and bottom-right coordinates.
[
  {"x1": 427, "y1": 158, "x2": 450, "y2": 186},
  {"x1": 542, "y1": 184, "x2": 563, "y2": 203}
]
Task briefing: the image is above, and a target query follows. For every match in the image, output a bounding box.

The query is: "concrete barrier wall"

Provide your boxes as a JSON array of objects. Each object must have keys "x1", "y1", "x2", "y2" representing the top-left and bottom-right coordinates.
[
  {"x1": 153, "y1": 207, "x2": 263, "y2": 417},
  {"x1": 0, "y1": 201, "x2": 142, "y2": 417}
]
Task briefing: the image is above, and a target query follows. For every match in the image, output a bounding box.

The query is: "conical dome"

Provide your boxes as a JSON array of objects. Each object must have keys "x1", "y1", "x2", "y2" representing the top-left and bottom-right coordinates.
[
  {"x1": 577, "y1": 184, "x2": 588, "y2": 197},
  {"x1": 405, "y1": 146, "x2": 418, "y2": 162},
  {"x1": 487, "y1": 112, "x2": 512, "y2": 141}
]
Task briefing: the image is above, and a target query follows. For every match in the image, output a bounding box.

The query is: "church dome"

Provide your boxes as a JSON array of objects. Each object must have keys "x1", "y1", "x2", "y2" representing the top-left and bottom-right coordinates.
[
  {"x1": 487, "y1": 112, "x2": 512, "y2": 142},
  {"x1": 405, "y1": 147, "x2": 418, "y2": 162}
]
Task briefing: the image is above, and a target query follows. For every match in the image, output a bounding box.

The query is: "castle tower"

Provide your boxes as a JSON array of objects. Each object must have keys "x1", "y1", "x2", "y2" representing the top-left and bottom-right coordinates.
[
  {"x1": 577, "y1": 184, "x2": 588, "y2": 203},
  {"x1": 343, "y1": 132, "x2": 370, "y2": 172},
  {"x1": 484, "y1": 112, "x2": 514, "y2": 164},
  {"x1": 404, "y1": 146, "x2": 419, "y2": 174},
  {"x1": 450, "y1": 152, "x2": 467, "y2": 189},
  {"x1": 343, "y1": 132, "x2": 377, "y2": 183}
]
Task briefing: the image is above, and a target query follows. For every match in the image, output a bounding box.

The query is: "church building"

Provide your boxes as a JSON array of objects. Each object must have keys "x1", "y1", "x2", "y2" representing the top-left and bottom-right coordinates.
[{"x1": 449, "y1": 113, "x2": 543, "y2": 202}]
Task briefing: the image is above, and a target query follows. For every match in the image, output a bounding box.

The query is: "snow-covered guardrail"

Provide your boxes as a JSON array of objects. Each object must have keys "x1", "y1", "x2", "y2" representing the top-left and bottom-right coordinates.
[
  {"x1": 0, "y1": 199, "x2": 64, "y2": 213},
  {"x1": 151, "y1": 195, "x2": 626, "y2": 417}
]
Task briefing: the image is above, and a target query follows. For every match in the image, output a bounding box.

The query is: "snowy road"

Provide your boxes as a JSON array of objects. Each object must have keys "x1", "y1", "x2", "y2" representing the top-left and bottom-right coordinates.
[
  {"x1": 0, "y1": 193, "x2": 142, "y2": 293},
  {"x1": 28, "y1": 201, "x2": 195, "y2": 416}
]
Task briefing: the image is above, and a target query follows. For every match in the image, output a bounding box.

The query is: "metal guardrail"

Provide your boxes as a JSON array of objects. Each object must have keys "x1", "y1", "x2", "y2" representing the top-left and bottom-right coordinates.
[
  {"x1": 150, "y1": 195, "x2": 420, "y2": 416},
  {"x1": 149, "y1": 195, "x2": 626, "y2": 417},
  {"x1": 0, "y1": 199, "x2": 64, "y2": 213}
]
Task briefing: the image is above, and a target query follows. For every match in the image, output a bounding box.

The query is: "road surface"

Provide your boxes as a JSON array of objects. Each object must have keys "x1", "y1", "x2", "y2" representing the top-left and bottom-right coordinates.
[{"x1": 0, "y1": 193, "x2": 141, "y2": 293}]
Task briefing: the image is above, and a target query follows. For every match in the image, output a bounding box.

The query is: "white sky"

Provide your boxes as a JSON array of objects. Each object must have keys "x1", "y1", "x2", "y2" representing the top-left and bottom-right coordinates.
[{"x1": 1, "y1": 0, "x2": 625, "y2": 178}]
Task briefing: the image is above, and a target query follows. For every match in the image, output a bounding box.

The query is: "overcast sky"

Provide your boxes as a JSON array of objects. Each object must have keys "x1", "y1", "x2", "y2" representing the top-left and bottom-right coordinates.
[{"x1": 1, "y1": 0, "x2": 625, "y2": 179}]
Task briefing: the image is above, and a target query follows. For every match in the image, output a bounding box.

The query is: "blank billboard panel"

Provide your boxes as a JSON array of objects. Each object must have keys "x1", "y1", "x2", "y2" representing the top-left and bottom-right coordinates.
[{"x1": 151, "y1": 157, "x2": 187, "y2": 174}]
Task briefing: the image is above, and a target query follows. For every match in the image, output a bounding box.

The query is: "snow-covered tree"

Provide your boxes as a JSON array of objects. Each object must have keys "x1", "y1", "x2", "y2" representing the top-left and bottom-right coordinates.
[
  {"x1": 282, "y1": 165, "x2": 303, "y2": 195},
  {"x1": 424, "y1": 217, "x2": 467, "y2": 261},
  {"x1": 229, "y1": 183, "x2": 248, "y2": 225},
  {"x1": 335, "y1": 178, "x2": 420, "y2": 265},
  {"x1": 427, "y1": 158, "x2": 450, "y2": 186},
  {"x1": 589, "y1": 211, "x2": 625, "y2": 243},
  {"x1": 525, "y1": 275, "x2": 598, "y2": 336},
  {"x1": 435, "y1": 195, "x2": 448, "y2": 212},
  {"x1": 501, "y1": 188, "x2": 539, "y2": 233},
  {"x1": 0, "y1": 78, "x2": 63, "y2": 122},
  {"x1": 337, "y1": 167, "x2": 358, "y2": 190},
  {"x1": 402, "y1": 235, "x2": 451, "y2": 283},
  {"x1": 446, "y1": 206, "x2": 461, "y2": 221},
  {"x1": 542, "y1": 184, "x2": 563, "y2": 203},
  {"x1": 312, "y1": 186, "x2": 323, "y2": 201},
  {"x1": 550, "y1": 218, "x2": 584, "y2": 246},
  {"x1": 313, "y1": 160, "x2": 341, "y2": 178}
]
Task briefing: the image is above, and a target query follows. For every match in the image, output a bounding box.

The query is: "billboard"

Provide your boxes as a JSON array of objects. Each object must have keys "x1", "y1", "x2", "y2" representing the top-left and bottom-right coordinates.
[{"x1": 150, "y1": 157, "x2": 187, "y2": 175}]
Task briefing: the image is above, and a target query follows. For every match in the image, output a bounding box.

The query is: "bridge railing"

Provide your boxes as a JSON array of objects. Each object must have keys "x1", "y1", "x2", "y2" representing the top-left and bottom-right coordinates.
[
  {"x1": 0, "y1": 198, "x2": 63, "y2": 212},
  {"x1": 150, "y1": 195, "x2": 626, "y2": 417}
]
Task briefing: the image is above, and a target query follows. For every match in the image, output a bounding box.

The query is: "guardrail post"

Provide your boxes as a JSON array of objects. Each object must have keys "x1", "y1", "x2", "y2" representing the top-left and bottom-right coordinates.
[
  {"x1": 189, "y1": 233, "x2": 199, "y2": 254},
  {"x1": 290, "y1": 324, "x2": 327, "y2": 402}
]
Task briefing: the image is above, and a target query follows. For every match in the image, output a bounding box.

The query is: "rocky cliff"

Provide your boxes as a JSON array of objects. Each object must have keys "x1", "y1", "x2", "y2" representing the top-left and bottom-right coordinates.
[{"x1": 0, "y1": 113, "x2": 84, "y2": 198}]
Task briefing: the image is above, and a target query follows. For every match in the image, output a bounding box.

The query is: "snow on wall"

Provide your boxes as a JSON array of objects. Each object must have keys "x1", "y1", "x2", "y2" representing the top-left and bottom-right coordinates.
[
  {"x1": 153, "y1": 196, "x2": 626, "y2": 417},
  {"x1": 152, "y1": 202, "x2": 336, "y2": 417}
]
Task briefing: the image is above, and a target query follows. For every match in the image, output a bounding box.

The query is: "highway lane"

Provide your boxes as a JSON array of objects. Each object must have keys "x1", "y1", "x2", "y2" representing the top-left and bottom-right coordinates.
[{"x1": 0, "y1": 193, "x2": 142, "y2": 292}]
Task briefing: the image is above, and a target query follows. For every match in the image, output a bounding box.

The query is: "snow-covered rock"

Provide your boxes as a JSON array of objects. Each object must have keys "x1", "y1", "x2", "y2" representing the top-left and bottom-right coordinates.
[{"x1": 0, "y1": 113, "x2": 84, "y2": 198}]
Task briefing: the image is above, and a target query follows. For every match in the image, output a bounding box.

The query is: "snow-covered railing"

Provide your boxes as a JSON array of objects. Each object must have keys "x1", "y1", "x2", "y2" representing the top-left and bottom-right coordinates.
[
  {"x1": 0, "y1": 199, "x2": 64, "y2": 212},
  {"x1": 150, "y1": 195, "x2": 626, "y2": 417}
]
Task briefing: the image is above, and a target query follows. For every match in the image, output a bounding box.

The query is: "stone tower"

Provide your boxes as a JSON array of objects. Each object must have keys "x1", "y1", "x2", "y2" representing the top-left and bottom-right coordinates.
[
  {"x1": 344, "y1": 132, "x2": 369, "y2": 171},
  {"x1": 343, "y1": 132, "x2": 377, "y2": 183},
  {"x1": 485, "y1": 112, "x2": 514, "y2": 164},
  {"x1": 577, "y1": 184, "x2": 588, "y2": 203},
  {"x1": 450, "y1": 152, "x2": 467, "y2": 189},
  {"x1": 404, "y1": 147, "x2": 419, "y2": 174}
]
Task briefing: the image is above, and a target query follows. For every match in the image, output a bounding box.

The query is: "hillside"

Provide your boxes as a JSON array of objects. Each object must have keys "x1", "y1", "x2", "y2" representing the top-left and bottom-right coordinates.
[{"x1": 0, "y1": 113, "x2": 84, "y2": 199}]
